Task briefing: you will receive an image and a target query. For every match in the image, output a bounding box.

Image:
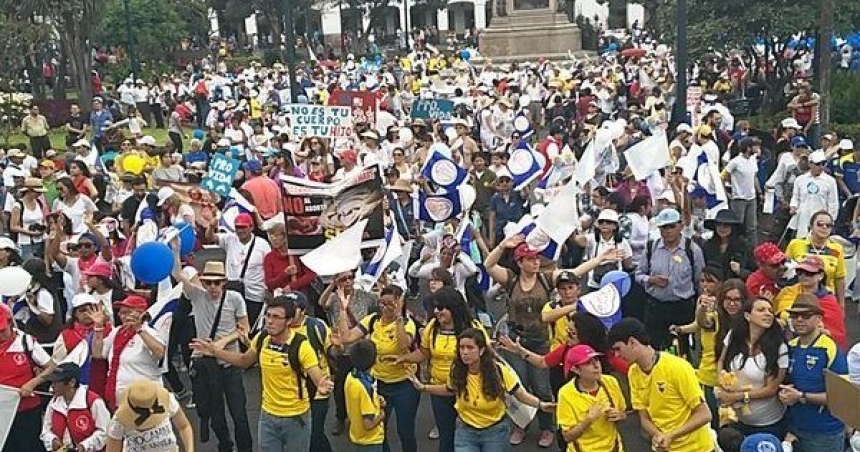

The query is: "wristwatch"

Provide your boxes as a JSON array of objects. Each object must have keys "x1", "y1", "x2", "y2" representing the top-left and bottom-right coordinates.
[{"x1": 800, "y1": 392, "x2": 808, "y2": 404}]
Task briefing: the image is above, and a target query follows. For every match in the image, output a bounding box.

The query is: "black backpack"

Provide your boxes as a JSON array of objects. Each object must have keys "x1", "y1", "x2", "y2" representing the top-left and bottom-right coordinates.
[
  {"x1": 366, "y1": 313, "x2": 422, "y2": 351},
  {"x1": 254, "y1": 319, "x2": 327, "y2": 400}
]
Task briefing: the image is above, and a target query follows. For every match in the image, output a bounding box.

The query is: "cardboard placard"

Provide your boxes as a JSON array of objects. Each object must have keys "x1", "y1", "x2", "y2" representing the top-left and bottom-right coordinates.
[
  {"x1": 825, "y1": 369, "x2": 860, "y2": 429},
  {"x1": 411, "y1": 98, "x2": 455, "y2": 121},
  {"x1": 286, "y1": 104, "x2": 354, "y2": 138},
  {"x1": 200, "y1": 154, "x2": 240, "y2": 198},
  {"x1": 328, "y1": 90, "x2": 378, "y2": 126}
]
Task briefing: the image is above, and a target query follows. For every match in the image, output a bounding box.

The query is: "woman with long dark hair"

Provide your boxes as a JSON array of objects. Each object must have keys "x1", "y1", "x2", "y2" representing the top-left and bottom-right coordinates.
[
  {"x1": 716, "y1": 297, "x2": 788, "y2": 438},
  {"x1": 701, "y1": 209, "x2": 754, "y2": 280},
  {"x1": 397, "y1": 287, "x2": 485, "y2": 452},
  {"x1": 411, "y1": 329, "x2": 554, "y2": 452},
  {"x1": 52, "y1": 177, "x2": 97, "y2": 234}
]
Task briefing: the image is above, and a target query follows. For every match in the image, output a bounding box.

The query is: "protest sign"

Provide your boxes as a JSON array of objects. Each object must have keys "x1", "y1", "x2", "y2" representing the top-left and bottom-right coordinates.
[
  {"x1": 280, "y1": 165, "x2": 385, "y2": 253},
  {"x1": 0, "y1": 384, "x2": 20, "y2": 447},
  {"x1": 411, "y1": 98, "x2": 455, "y2": 121},
  {"x1": 329, "y1": 90, "x2": 378, "y2": 126},
  {"x1": 200, "y1": 153, "x2": 241, "y2": 198},
  {"x1": 287, "y1": 104, "x2": 354, "y2": 138}
]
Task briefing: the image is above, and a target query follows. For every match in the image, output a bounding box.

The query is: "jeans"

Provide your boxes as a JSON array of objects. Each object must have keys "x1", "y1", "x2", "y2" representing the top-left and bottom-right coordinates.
[
  {"x1": 258, "y1": 410, "x2": 310, "y2": 452},
  {"x1": 333, "y1": 353, "x2": 353, "y2": 422},
  {"x1": 311, "y1": 399, "x2": 334, "y2": 452},
  {"x1": 454, "y1": 418, "x2": 510, "y2": 452},
  {"x1": 703, "y1": 384, "x2": 719, "y2": 430},
  {"x1": 430, "y1": 395, "x2": 456, "y2": 452},
  {"x1": 211, "y1": 366, "x2": 253, "y2": 452},
  {"x1": 354, "y1": 445, "x2": 383, "y2": 452},
  {"x1": 501, "y1": 344, "x2": 555, "y2": 431},
  {"x1": 731, "y1": 198, "x2": 758, "y2": 246},
  {"x1": 793, "y1": 430, "x2": 845, "y2": 452},
  {"x1": 18, "y1": 242, "x2": 44, "y2": 262},
  {"x1": 378, "y1": 379, "x2": 421, "y2": 452}
]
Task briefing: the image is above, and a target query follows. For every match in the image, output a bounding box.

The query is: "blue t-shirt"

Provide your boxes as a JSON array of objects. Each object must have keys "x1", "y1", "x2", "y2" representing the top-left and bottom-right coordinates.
[
  {"x1": 835, "y1": 154, "x2": 860, "y2": 197},
  {"x1": 787, "y1": 333, "x2": 848, "y2": 434}
]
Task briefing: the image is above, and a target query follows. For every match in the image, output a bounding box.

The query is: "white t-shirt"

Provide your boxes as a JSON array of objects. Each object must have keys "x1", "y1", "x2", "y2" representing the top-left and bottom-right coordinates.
[
  {"x1": 725, "y1": 154, "x2": 759, "y2": 201},
  {"x1": 14, "y1": 199, "x2": 46, "y2": 245},
  {"x1": 11, "y1": 288, "x2": 54, "y2": 325},
  {"x1": 217, "y1": 234, "x2": 271, "y2": 303},
  {"x1": 107, "y1": 394, "x2": 179, "y2": 452},
  {"x1": 725, "y1": 333, "x2": 789, "y2": 427},
  {"x1": 101, "y1": 325, "x2": 168, "y2": 402},
  {"x1": 585, "y1": 235, "x2": 633, "y2": 288},
  {"x1": 52, "y1": 195, "x2": 98, "y2": 234}
]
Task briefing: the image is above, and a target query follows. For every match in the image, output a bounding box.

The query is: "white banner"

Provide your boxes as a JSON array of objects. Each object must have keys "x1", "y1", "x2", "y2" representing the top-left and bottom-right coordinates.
[{"x1": 0, "y1": 384, "x2": 21, "y2": 448}]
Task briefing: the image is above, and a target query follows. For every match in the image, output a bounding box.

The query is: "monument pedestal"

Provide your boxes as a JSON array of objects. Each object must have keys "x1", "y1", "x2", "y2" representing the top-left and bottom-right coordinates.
[{"x1": 479, "y1": 0, "x2": 581, "y2": 58}]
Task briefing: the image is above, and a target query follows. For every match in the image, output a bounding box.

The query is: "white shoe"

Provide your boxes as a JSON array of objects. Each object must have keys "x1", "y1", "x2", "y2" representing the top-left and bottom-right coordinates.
[{"x1": 428, "y1": 427, "x2": 439, "y2": 439}]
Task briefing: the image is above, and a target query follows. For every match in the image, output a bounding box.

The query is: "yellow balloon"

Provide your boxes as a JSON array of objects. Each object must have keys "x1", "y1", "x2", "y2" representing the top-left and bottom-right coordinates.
[{"x1": 124, "y1": 154, "x2": 145, "y2": 175}]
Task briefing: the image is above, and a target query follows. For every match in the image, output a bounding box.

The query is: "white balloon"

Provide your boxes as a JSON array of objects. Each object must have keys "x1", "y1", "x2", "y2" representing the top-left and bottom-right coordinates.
[
  {"x1": 594, "y1": 127, "x2": 615, "y2": 149},
  {"x1": 398, "y1": 127, "x2": 414, "y2": 146},
  {"x1": 0, "y1": 266, "x2": 32, "y2": 296},
  {"x1": 460, "y1": 184, "x2": 477, "y2": 211}
]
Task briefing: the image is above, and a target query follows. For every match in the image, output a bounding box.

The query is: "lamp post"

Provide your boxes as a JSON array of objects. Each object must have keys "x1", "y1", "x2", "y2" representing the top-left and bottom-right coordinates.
[
  {"x1": 284, "y1": 0, "x2": 300, "y2": 103},
  {"x1": 122, "y1": 0, "x2": 141, "y2": 81},
  {"x1": 671, "y1": 0, "x2": 688, "y2": 125}
]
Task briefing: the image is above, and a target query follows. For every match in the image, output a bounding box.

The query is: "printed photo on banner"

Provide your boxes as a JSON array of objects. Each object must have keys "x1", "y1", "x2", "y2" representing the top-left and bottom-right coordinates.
[
  {"x1": 200, "y1": 153, "x2": 241, "y2": 197},
  {"x1": 411, "y1": 98, "x2": 455, "y2": 121},
  {"x1": 287, "y1": 104, "x2": 354, "y2": 138},
  {"x1": 328, "y1": 90, "x2": 378, "y2": 125},
  {"x1": 280, "y1": 165, "x2": 385, "y2": 253}
]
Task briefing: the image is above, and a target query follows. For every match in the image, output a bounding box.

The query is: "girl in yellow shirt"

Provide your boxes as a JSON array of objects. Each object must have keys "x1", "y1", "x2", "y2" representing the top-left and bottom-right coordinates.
[{"x1": 412, "y1": 328, "x2": 554, "y2": 452}]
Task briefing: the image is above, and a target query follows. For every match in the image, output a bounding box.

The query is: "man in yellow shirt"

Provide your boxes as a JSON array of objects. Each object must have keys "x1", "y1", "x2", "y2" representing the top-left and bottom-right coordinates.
[
  {"x1": 345, "y1": 339, "x2": 386, "y2": 451},
  {"x1": 191, "y1": 293, "x2": 333, "y2": 452},
  {"x1": 609, "y1": 319, "x2": 713, "y2": 452}
]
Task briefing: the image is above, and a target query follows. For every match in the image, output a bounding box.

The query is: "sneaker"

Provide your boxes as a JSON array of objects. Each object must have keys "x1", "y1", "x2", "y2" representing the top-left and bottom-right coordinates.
[
  {"x1": 510, "y1": 428, "x2": 525, "y2": 445},
  {"x1": 538, "y1": 430, "x2": 554, "y2": 448},
  {"x1": 185, "y1": 399, "x2": 196, "y2": 409},
  {"x1": 175, "y1": 389, "x2": 191, "y2": 400},
  {"x1": 332, "y1": 418, "x2": 346, "y2": 436},
  {"x1": 428, "y1": 426, "x2": 439, "y2": 439}
]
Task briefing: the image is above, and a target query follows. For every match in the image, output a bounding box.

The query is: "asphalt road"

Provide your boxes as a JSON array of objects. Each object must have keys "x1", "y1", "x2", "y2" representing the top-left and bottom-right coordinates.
[{"x1": 187, "y1": 248, "x2": 860, "y2": 452}]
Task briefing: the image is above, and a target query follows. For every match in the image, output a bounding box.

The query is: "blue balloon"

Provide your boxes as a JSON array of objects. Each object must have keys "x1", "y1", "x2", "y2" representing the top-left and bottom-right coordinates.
[
  {"x1": 131, "y1": 242, "x2": 174, "y2": 284},
  {"x1": 175, "y1": 222, "x2": 197, "y2": 257},
  {"x1": 193, "y1": 129, "x2": 205, "y2": 140},
  {"x1": 460, "y1": 49, "x2": 471, "y2": 61},
  {"x1": 600, "y1": 270, "x2": 631, "y2": 298}
]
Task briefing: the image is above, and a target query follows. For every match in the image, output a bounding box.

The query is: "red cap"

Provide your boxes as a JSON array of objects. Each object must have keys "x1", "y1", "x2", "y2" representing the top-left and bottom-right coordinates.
[
  {"x1": 0, "y1": 304, "x2": 11, "y2": 330},
  {"x1": 753, "y1": 242, "x2": 786, "y2": 265},
  {"x1": 565, "y1": 344, "x2": 603, "y2": 368},
  {"x1": 514, "y1": 243, "x2": 540, "y2": 261},
  {"x1": 234, "y1": 213, "x2": 254, "y2": 228},
  {"x1": 84, "y1": 261, "x2": 112, "y2": 279},
  {"x1": 796, "y1": 255, "x2": 825, "y2": 274},
  {"x1": 114, "y1": 295, "x2": 148, "y2": 311},
  {"x1": 339, "y1": 149, "x2": 358, "y2": 163}
]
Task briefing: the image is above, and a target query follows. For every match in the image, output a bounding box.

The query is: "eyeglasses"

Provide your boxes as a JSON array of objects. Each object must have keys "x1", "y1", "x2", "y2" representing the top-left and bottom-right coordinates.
[
  {"x1": 724, "y1": 296, "x2": 743, "y2": 304},
  {"x1": 789, "y1": 312, "x2": 814, "y2": 320},
  {"x1": 78, "y1": 243, "x2": 94, "y2": 249},
  {"x1": 815, "y1": 222, "x2": 833, "y2": 228}
]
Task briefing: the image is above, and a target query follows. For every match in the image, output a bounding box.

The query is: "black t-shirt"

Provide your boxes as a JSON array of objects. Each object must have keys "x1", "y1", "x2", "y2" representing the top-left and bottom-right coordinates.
[
  {"x1": 121, "y1": 194, "x2": 144, "y2": 223},
  {"x1": 67, "y1": 113, "x2": 89, "y2": 138}
]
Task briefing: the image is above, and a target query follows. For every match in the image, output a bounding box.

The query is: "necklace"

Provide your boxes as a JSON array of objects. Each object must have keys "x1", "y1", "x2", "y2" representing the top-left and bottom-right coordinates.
[{"x1": 809, "y1": 237, "x2": 828, "y2": 255}]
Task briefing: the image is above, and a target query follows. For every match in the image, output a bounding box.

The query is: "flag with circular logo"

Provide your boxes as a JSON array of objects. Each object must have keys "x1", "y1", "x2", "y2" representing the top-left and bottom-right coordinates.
[
  {"x1": 418, "y1": 191, "x2": 463, "y2": 223},
  {"x1": 507, "y1": 143, "x2": 545, "y2": 191},
  {"x1": 421, "y1": 148, "x2": 467, "y2": 191}
]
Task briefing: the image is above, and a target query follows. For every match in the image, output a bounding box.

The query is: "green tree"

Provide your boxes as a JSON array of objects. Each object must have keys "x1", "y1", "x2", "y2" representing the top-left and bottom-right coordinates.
[{"x1": 97, "y1": 0, "x2": 188, "y2": 64}]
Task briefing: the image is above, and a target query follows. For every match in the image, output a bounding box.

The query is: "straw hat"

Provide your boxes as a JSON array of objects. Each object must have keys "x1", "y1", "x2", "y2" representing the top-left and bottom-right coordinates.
[
  {"x1": 387, "y1": 179, "x2": 413, "y2": 193},
  {"x1": 114, "y1": 379, "x2": 172, "y2": 431},
  {"x1": 199, "y1": 261, "x2": 227, "y2": 281},
  {"x1": 23, "y1": 178, "x2": 46, "y2": 192}
]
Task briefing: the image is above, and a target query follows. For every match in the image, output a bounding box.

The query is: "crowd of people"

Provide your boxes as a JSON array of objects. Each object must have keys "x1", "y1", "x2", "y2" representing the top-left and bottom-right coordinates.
[{"x1": 3, "y1": 35, "x2": 860, "y2": 452}]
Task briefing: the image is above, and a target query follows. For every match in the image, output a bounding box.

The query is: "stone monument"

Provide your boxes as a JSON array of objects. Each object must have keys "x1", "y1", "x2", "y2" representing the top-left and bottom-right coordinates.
[{"x1": 479, "y1": 0, "x2": 581, "y2": 58}]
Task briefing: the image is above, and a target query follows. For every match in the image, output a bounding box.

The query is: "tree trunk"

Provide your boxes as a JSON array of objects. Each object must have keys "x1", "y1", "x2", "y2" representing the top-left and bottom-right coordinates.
[
  {"x1": 607, "y1": 0, "x2": 626, "y2": 29},
  {"x1": 53, "y1": 55, "x2": 68, "y2": 100},
  {"x1": 60, "y1": 22, "x2": 93, "y2": 108}
]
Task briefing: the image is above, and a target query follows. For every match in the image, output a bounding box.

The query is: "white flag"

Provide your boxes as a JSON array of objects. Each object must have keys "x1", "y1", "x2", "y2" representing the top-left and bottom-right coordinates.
[
  {"x1": 300, "y1": 219, "x2": 367, "y2": 276},
  {"x1": 0, "y1": 385, "x2": 20, "y2": 447}
]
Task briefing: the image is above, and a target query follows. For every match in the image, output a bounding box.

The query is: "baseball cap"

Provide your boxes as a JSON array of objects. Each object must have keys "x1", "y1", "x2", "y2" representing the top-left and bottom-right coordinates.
[
  {"x1": 555, "y1": 270, "x2": 579, "y2": 286},
  {"x1": 156, "y1": 186, "x2": 175, "y2": 206},
  {"x1": 45, "y1": 362, "x2": 83, "y2": 383},
  {"x1": 753, "y1": 242, "x2": 786, "y2": 265},
  {"x1": 809, "y1": 150, "x2": 827, "y2": 164},
  {"x1": 243, "y1": 160, "x2": 263, "y2": 173},
  {"x1": 597, "y1": 209, "x2": 620, "y2": 224},
  {"x1": 656, "y1": 189, "x2": 677, "y2": 204},
  {"x1": 0, "y1": 304, "x2": 11, "y2": 330},
  {"x1": 514, "y1": 243, "x2": 541, "y2": 261},
  {"x1": 781, "y1": 118, "x2": 801, "y2": 129},
  {"x1": 114, "y1": 295, "x2": 149, "y2": 311},
  {"x1": 565, "y1": 344, "x2": 604, "y2": 368},
  {"x1": 39, "y1": 160, "x2": 56, "y2": 170},
  {"x1": 839, "y1": 139, "x2": 854, "y2": 151},
  {"x1": 71, "y1": 293, "x2": 99, "y2": 309},
  {"x1": 216, "y1": 138, "x2": 231, "y2": 147},
  {"x1": 790, "y1": 136, "x2": 810, "y2": 149},
  {"x1": 796, "y1": 255, "x2": 825, "y2": 274},
  {"x1": 283, "y1": 291, "x2": 309, "y2": 309},
  {"x1": 740, "y1": 433, "x2": 783, "y2": 452},
  {"x1": 138, "y1": 136, "x2": 157, "y2": 146},
  {"x1": 654, "y1": 208, "x2": 681, "y2": 228},
  {"x1": 675, "y1": 123, "x2": 693, "y2": 134},
  {"x1": 234, "y1": 212, "x2": 254, "y2": 228}
]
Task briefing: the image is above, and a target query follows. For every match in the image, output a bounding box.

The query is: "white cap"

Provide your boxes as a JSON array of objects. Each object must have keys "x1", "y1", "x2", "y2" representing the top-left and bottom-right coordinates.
[
  {"x1": 71, "y1": 293, "x2": 98, "y2": 309},
  {"x1": 181, "y1": 266, "x2": 199, "y2": 281},
  {"x1": 156, "y1": 186, "x2": 175, "y2": 206},
  {"x1": 138, "y1": 136, "x2": 157, "y2": 146},
  {"x1": 657, "y1": 189, "x2": 677, "y2": 204},
  {"x1": 216, "y1": 138, "x2": 231, "y2": 147},
  {"x1": 676, "y1": 123, "x2": 693, "y2": 134},
  {"x1": 597, "y1": 209, "x2": 620, "y2": 224},
  {"x1": 781, "y1": 118, "x2": 801, "y2": 129},
  {"x1": 72, "y1": 139, "x2": 90, "y2": 148},
  {"x1": 809, "y1": 150, "x2": 828, "y2": 164},
  {"x1": 0, "y1": 237, "x2": 18, "y2": 252},
  {"x1": 839, "y1": 139, "x2": 855, "y2": 150}
]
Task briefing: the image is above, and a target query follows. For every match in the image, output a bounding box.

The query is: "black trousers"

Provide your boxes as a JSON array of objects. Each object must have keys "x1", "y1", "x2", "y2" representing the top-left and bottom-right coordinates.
[
  {"x1": 28, "y1": 135, "x2": 50, "y2": 159},
  {"x1": 193, "y1": 364, "x2": 253, "y2": 452},
  {"x1": 644, "y1": 295, "x2": 696, "y2": 351},
  {"x1": 3, "y1": 407, "x2": 46, "y2": 452},
  {"x1": 311, "y1": 399, "x2": 335, "y2": 452},
  {"x1": 332, "y1": 353, "x2": 352, "y2": 422}
]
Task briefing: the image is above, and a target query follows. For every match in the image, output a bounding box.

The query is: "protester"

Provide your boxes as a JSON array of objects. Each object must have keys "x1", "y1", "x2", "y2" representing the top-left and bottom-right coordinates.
[
  {"x1": 105, "y1": 378, "x2": 195, "y2": 452},
  {"x1": 40, "y1": 362, "x2": 111, "y2": 452}
]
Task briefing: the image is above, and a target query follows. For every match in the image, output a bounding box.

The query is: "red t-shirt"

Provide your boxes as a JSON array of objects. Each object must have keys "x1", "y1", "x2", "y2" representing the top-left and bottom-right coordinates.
[{"x1": 746, "y1": 269, "x2": 779, "y2": 301}]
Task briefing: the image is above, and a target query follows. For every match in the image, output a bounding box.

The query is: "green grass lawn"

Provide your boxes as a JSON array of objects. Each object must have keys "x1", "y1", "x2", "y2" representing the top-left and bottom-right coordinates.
[{"x1": 2, "y1": 127, "x2": 191, "y2": 151}]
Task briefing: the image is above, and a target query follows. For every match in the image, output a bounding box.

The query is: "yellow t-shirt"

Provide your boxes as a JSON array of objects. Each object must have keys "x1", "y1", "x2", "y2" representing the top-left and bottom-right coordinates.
[
  {"x1": 249, "y1": 98, "x2": 262, "y2": 119},
  {"x1": 345, "y1": 373, "x2": 385, "y2": 445},
  {"x1": 290, "y1": 318, "x2": 331, "y2": 399},
  {"x1": 359, "y1": 314, "x2": 417, "y2": 383},
  {"x1": 143, "y1": 154, "x2": 161, "y2": 173},
  {"x1": 785, "y1": 237, "x2": 846, "y2": 295},
  {"x1": 420, "y1": 319, "x2": 488, "y2": 385},
  {"x1": 542, "y1": 301, "x2": 571, "y2": 349},
  {"x1": 252, "y1": 333, "x2": 319, "y2": 417},
  {"x1": 556, "y1": 375, "x2": 627, "y2": 452},
  {"x1": 629, "y1": 353, "x2": 712, "y2": 452},
  {"x1": 448, "y1": 363, "x2": 520, "y2": 429},
  {"x1": 697, "y1": 314, "x2": 719, "y2": 387}
]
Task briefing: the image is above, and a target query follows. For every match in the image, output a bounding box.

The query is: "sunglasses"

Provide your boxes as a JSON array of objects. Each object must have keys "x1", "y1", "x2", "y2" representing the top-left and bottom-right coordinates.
[
  {"x1": 78, "y1": 243, "x2": 94, "y2": 249},
  {"x1": 815, "y1": 222, "x2": 833, "y2": 228},
  {"x1": 202, "y1": 280, "x2": 223, "y2": 287},
  {"x1": 798, "y1": 269, "x2": 822, "y2": 277},
  {"x1": 789, "y1": 312, "x2": 815, "y2": 320}
]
